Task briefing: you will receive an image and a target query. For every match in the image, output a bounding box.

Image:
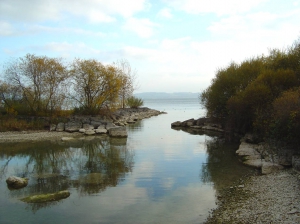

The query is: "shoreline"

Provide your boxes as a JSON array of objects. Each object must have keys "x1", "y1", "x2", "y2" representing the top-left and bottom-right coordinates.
[
  {"x1": 0, "y1": 130, "x2": 83, "y2": 143},
  {"x1": 205, "y1": 168, "x2": 300, "y2": 223}
]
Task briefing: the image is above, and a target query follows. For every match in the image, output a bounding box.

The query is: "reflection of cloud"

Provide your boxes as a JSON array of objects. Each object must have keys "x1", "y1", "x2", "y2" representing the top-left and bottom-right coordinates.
[
  {"x1": 73, "y1": 182, "x2": 216, "y2": 223},
  {"x1": 161, "y1": 177, "x2": 174, "y2": 189}
]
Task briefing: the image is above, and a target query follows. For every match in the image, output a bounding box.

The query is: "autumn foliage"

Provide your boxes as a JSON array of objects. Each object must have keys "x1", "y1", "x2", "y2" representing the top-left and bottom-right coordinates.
[
  {"x1": 201, "y1": 38, "x2": 300, "y2": 143},
  {"x1": 0, "y1": 54, "x2": 139, "y2": 119}
]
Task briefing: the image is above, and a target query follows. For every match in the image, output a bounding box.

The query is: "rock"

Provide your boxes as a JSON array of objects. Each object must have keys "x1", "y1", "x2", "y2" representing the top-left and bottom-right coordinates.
[
  {"x1": 49, "y1": 124, "x2": 56, "y2": 131},
  {"x1": 6, "y1": 176, "x2": 28, "y2": 189},
  {"x1": 262, "y1": 162, "x2": 284, "y2": 174},
  {"x1": 21, "y1": 190, "x2": 70, "y2": 203},
  {"x1": 83, "y1": 124, "x2": 94, "y2": 130},
  {"x1": 292, "y1": 155, "x2": 300, "y2": 172},
  {"x1": 171, "y1": 121, "x2": 182, "y2": 127},
  {"x1": 56, "y1": 122, "x2": 65, "y2": 132},
  {"x1": 236, "y1": 142, "x2": 260, "y2": 156},
  {"x1": 244, "y1": 159, "x2": 264, "y2": 168},
  {"x1": 65, "y1": 121, "x2": 82, "y2": 132},
  {"x1": 108, "y1": 127, "x2": 128, "y2": 138},
  {"x1": 84, "y1": 130, "x2": 95, "y2": 135},
  {"x1": 79, "y1": 128, "x2": 86, "y2": 133},
  {"x1": 202, "y1": 125, "x2": 224, "y2": 132},
  {"x1": 61, "y1": 137, "x2": 75, "y2": 141},
  {"x1": 97, "y1": 125, "x2": 106, "y2": 129},
  {"x1": 106, "y1": 122, "x2": 118, "y2": 130},
  {"x1": 95, "y1": 128, "x2": 107, "y2": 134}
]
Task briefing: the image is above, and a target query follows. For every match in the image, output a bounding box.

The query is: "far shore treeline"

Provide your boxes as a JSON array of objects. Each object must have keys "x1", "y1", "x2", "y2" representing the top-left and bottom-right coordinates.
[
  {"x1": 0, "y1": 55, "x2": 143, "y2": 131},
  {"x1": 201, "y1": 38, "x2": 300, "y2": 145}
]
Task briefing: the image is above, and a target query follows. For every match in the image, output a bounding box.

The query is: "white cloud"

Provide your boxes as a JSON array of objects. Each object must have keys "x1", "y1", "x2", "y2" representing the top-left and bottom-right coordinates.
[
  {"x1": 123, "y1": 17, "x2": 159, "y2": 38},
  {"x1": 0, "y1": 0, "x2": 148, "y2": 23},
  {"x1": 0, "y1": 21, "x2": 15, "y2": 36},
  {"x1": 158, "y1": 8, "x2": 173, "y2": 19},
  {"x1": 164, "y1": 0, "x2": 267, "y2": 16}
]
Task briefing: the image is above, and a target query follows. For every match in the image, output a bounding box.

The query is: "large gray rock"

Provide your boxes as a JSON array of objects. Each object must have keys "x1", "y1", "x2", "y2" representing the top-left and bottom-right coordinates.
[
  {"x1": 83, "y1": 124, "x2": 94, "y2": 130},
  {"x1": 95, "y1": 128, "x2": 107, "y2": 134},
  {"x1": 56, "y1": 122, "x2": 65, "y2": 132},
  {"x1": 6, "y1": 176, "x2": 28, "y2": 189},
  {"x1": 106, "y1": 122, "x2": 118, "y2": 130},
  {"x1": 108, "y1": 127, "x2": 128, "y2": 138},
  {"x1": 65, "y1": 121, "x2": 82, "y2": 132},
  {"x1": 84, "y1": 130, "x2": 95, "y2": 135},
  {"x1": 236, "y1": 142, "x2": 260, "y2": 156},
  {"x1": 244, "y1": 159, "x2": 264, "y2": 168}
]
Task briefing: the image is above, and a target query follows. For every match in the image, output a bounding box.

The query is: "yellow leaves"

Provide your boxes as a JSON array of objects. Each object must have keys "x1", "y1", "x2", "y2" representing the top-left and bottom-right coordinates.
[{"x1": 70, "y1": 59, "x2": 122, "y2": 113}]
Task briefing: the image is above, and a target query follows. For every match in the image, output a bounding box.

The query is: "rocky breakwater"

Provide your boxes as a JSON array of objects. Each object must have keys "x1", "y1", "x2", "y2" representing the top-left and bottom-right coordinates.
[
  {"x1": 236, "y1": 133, "x2": 300, "y2": 174},
  {"x1": 50, "y1": 107, "x2": 164, "y2": 138},
  {"x1": 171, "y1": 117, "x2": 224, "y2": 132}
]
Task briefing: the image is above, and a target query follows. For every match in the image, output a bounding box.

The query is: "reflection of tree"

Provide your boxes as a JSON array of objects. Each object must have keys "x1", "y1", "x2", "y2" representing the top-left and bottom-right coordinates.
[
  {"x1": 0, "y1": 137, "x2": 134, "y2": 212},
  {"x1": 200, "y1": 137, "x2": 256, "y2": 193}
]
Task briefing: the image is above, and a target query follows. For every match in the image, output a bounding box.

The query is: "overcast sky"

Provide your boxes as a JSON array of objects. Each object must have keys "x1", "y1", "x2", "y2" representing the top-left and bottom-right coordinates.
[{"x1": 1, "y1": 0, "x2": 300, "y2": 93}]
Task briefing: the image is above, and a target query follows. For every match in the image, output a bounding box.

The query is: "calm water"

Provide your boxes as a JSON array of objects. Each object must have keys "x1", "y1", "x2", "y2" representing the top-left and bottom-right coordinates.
[{"x1": 0, "y1": 98, "x2": 254, "y2": 224}]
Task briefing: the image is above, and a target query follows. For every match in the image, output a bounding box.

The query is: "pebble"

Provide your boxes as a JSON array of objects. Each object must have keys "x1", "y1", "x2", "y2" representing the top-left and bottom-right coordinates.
[{"x1": 205, "y1": 169, "x2": 300, "y2": 223}]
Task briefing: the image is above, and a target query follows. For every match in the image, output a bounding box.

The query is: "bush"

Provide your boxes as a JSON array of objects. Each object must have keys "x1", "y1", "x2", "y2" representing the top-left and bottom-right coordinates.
[{"x1": 126, "y1": 96, "x2": 143, "y2": 108}]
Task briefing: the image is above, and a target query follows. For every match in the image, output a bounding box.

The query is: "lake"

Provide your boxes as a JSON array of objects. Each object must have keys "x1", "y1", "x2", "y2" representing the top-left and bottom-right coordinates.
[{"x1": 0, "y1": 98, "x2": 255, "y2": 223}]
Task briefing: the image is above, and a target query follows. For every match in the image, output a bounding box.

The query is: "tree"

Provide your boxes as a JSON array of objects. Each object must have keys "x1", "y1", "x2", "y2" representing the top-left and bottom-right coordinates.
[
  {"x1": 70, "y1": 59, "x2": 121, "y2": 114},
  {"x1": 113, "y1": 59, "x2": 139, "y2": 108},
  {"x1": 4, "y1": 54, "x2": 68, "y2": 116}
]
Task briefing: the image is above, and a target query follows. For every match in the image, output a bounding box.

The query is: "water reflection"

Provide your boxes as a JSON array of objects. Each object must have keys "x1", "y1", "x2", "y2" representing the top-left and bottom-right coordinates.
[
  {"x1": 0, "y1": 136, "x2": 134, "y2": 212},
  {"x1": 200, "y1": 137, "x2": 257, "y2": 192}
]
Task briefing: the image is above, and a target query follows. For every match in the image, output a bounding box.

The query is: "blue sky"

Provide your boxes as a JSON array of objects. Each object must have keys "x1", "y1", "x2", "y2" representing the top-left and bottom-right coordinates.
[{"x1": 1, "y1": 0, "x2": 300, "y2": 93}]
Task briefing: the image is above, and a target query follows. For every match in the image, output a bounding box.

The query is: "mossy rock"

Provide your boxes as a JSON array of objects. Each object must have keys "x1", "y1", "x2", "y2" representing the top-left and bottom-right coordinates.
[
  {"x1": 21, "y1": 190, "x2": 70, "y2": 203},
  {"x1": 6, "y1": 176, "x2": 28, "y2": 189}
]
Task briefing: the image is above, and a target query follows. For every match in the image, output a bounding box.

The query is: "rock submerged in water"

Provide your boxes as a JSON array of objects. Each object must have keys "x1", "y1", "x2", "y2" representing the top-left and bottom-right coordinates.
[
  {"x1": 6, "y1": 176, "x2": 28, "y2": 189},
  {"x1": 21, "y1": 190, "x2": 70, "y2": 203}
]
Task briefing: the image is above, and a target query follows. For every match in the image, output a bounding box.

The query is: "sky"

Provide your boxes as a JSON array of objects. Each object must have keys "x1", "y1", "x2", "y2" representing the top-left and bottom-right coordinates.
[{"x1": 0, "y1": 0, "x2": 300, "y2": 93}]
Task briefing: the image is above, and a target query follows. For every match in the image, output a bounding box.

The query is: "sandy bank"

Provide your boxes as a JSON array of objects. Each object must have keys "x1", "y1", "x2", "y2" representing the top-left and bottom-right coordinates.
[{"x1": 0, "y1": 131, "x2": 82, "y2": 143}]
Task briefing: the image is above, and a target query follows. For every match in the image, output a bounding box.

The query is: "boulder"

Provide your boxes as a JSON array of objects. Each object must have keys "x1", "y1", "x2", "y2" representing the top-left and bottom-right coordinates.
[
  {"x1": 84, "y1": 130, "x2": 95, "y2": 135},
  {"x1": 49, "y1": 124, "x2": 56, "y2": 131},
  {"x1": 108, "y1": 127, "x2": 128, "y2": 138},
  {"x1": 236, "y1": 142, "x2": 260, "y2": 156},
  {"x1": 79, "y1": 128, "x2": 86, "y2": 133},
  {"x1": 106, "y1": 122, "x2": 118, "y2": 130},
  {"x1": 56, "y1": 122, "x2": 65, "y2": 132},
  {"x1": 83, "y1": 124, "x2": 94, "y2": 130},
  {"x1": 244, "y1": 159, "x2": 264, "y2": 168},
  {"x1": 171, "y1": 121, "x2": 182, "y2": 127},
  {"x1": 21, "y1": 190, "x2": 70, "y2": 203},
  {"x1": 95, "y1": 128, "x2": 107, "y2": 134},
  {"x1": 6, "y1": 176, "x2": 28, "y2": 189},
  {"x1": 65, "y1": 121, "x2": 82, "y2": 132}
]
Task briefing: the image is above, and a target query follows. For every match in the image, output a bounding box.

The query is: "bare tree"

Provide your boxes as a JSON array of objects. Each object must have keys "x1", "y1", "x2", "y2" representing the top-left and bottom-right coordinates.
[{"x1": 114, "y1": 59, "x2": 139, "y2": 108}]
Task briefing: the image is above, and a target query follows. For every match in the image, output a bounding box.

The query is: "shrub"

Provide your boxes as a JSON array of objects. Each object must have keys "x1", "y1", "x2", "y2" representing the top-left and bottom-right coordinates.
[{"x1": 126, "y1": 96, "x2": 143, "y2": 108}]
